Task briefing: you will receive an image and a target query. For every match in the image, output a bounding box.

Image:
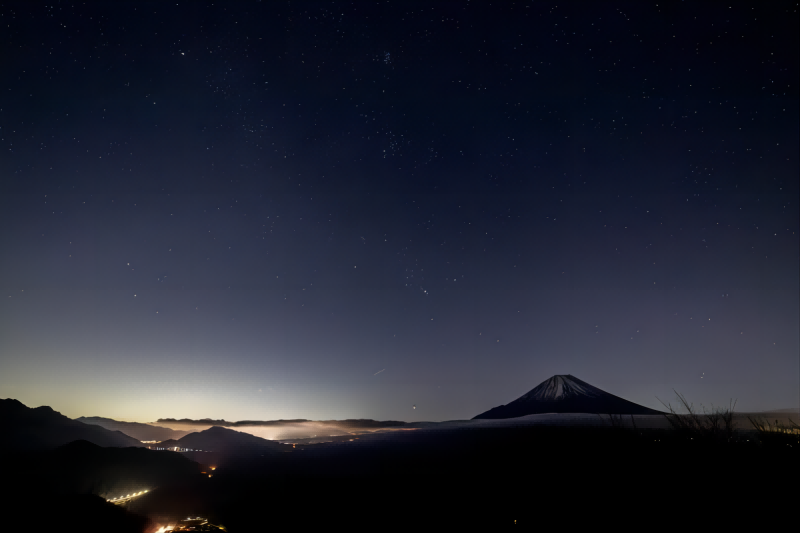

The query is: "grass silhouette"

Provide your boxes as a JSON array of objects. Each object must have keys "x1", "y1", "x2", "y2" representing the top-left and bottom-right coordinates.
[
  {"x1": 650, "y1": 389, "x2": 799, "y2": 449},
  {"x1": 746, "y1": 413, "x2": 800, "y2": 448},
  {"x1": 656, "y1": 390, "x2": 738, "y2": 444}
]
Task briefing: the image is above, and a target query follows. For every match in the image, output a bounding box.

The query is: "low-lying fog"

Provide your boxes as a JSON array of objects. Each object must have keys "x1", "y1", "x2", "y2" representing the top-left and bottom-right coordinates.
[
  {"x1": 147, "y1": 410, "x2": 798, "y2": 443},
  {"x1": 149, "y1": 420, "x2": 409, "y2": 442}
]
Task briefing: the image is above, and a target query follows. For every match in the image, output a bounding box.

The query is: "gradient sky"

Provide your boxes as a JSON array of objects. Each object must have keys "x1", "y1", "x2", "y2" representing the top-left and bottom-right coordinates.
[{"x1": 1, "y1": 1, "x2": 797, "y2": 423}]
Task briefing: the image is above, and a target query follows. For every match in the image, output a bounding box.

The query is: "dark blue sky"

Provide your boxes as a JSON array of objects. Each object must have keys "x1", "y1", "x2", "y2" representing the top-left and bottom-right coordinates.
[{"x1": 1, "y1": 1, "x2": 797, "y2": 422}]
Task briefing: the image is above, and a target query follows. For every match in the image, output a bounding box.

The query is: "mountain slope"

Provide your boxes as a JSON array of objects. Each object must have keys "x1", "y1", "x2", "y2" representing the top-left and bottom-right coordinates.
[
  {"x1": 472, "y1": 375, "x2": 666, "y2": 419},
  {"x1": 0, "y1": 398, "x2": 144, "y2": 450},
  {"x1": 76, "y1": 416, "x2": 190, "y2": 442},
  {"x1": 25, "y1": 439, "x2": 203, "y2": 497}
]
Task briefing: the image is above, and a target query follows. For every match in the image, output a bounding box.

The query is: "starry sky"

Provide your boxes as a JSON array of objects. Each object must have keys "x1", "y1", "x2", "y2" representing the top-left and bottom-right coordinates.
[{"x1": 1, "y1": 1, "x2": 797, "y2": 423}]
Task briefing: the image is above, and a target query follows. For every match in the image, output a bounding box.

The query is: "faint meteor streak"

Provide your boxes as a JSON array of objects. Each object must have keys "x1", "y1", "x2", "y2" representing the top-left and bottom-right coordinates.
[{"x1": 374, "y1": 369, "x2": 385, "y2": 376}]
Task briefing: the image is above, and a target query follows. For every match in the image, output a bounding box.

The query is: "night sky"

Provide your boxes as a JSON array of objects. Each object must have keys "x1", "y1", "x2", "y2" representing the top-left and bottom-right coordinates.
[{"x1": 1, "y1": 1, "x2": 797, "y2": 423}]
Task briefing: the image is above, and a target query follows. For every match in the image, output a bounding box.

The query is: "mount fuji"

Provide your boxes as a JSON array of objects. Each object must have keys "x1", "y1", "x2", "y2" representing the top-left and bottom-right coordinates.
[{"x1": 472, "y1": 375, "x2": 667, "y2": 419}]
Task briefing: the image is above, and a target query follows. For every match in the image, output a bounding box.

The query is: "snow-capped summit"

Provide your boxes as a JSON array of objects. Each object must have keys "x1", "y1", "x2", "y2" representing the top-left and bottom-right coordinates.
[
  {"x1": 472, "y1": 374, "x2": 666, "y2": 419},
  {"x1": 520, "y1": 374, "x2": 602, "y2": 401}
]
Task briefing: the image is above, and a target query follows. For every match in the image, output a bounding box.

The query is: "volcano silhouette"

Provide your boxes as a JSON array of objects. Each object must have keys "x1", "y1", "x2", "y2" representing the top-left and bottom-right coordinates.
[{"x1": 472, "y1": 375, "x2": 667, "y2": 419}]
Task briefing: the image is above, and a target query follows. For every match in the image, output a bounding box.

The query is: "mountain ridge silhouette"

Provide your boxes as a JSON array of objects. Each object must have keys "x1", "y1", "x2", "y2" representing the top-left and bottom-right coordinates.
[{"x1": 0, "y1": 398, "x2": 144, "y2": 450}]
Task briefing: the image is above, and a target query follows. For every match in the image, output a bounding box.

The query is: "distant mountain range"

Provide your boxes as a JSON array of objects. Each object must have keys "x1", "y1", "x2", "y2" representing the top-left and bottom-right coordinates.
[
  {"x1": 77, "y1": 416, "x2": 191, "y2": 442},
  {"x1": 154, "y1": 426, "x2": 292, "y2": 456},
  {"x1": 473, "y1": 375, "x2": 668, "y2": 419},
  {"x1": 0, "y1": 398, "x2": 144, "y2": 450},
  {"x1": 156, "y1": 417, "x2": 243, "y2": 426},
  {"x1": 155, "y1": 417, "x2": 408, "y2": 429}
]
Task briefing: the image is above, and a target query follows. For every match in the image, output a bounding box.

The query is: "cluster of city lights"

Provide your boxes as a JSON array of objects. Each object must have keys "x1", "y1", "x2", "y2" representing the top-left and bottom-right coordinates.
[{"x1": 148, "y1": 444, "x2": 207, "y2": 452}]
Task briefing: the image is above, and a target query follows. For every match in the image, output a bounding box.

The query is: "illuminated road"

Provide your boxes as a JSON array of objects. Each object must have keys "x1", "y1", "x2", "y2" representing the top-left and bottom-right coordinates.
[
  {"x1": 156, "y1": 517, "x2": 227, "y2": 532},
  {"x1": 106, "y1": 489, "x2": 149, "y2": 504}
]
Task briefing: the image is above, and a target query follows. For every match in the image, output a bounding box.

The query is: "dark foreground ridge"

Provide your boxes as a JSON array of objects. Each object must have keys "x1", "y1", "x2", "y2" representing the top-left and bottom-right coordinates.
[
  {"x1": 473, "y1": 374, "x2": 667, "y2": 419},
  {"x1": 141, "y1": 422, "x2": 794, "y2": 530},
  {"x1": 1, "y1": 398, "x2": 796, "y2": 530}
]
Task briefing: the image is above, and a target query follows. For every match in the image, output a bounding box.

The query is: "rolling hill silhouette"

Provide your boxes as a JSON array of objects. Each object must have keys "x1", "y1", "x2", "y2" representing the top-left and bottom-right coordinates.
[
  {"x1": 158, "y1": 425, "x2": 292, "y2": 456},
  {"x1": 472, "y1": 375, "x2": 667, "y2": 419},
  {"x1": 0, "y1": 398, "x2": 144, "y2": 450}
]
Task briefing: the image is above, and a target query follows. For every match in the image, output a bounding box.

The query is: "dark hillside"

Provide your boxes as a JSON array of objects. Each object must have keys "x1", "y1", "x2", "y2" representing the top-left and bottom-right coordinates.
[
  {"x1": 5, "y1": 493, "x2": 153, "y2": 533},
  {"x1": 3, "y1": 439, "x2": 206, "y2": 507},
  {"x1": 200, "y1": 423, "x2": 794, "y2": 529}
]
